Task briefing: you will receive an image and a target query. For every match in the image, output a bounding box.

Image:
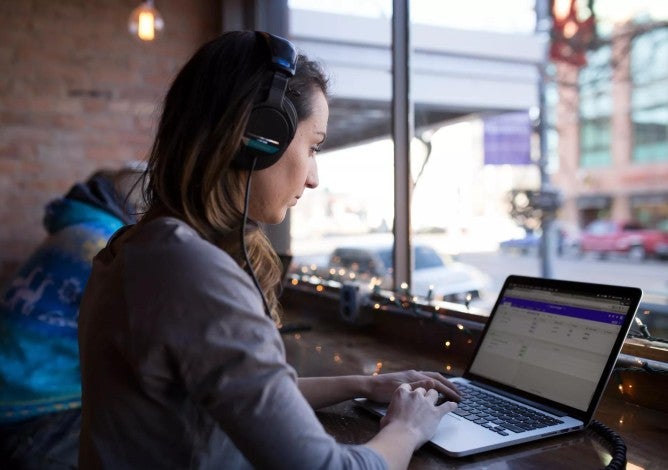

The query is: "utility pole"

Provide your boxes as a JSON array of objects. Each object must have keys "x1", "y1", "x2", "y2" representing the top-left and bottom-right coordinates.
[{"x1": 536, "y1": 0, "x2": 556, "y2": 278}]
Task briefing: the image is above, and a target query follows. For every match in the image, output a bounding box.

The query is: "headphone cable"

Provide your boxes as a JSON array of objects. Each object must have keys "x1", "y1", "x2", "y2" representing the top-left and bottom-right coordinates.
[{"x1": 241, "y1": 156, "x2": 272, "y2": 317}]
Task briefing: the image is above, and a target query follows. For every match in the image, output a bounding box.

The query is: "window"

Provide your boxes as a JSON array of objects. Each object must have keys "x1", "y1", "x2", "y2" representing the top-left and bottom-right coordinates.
[
  {"x1": 631, "y1": 27, "x2": 668, "y2": 164},
  {"x1": 579, "y1": 46, "x2": 612, "y2": 168},
  {"x1": 286, "y1": 1, "x2": 668, "y2": 344}
]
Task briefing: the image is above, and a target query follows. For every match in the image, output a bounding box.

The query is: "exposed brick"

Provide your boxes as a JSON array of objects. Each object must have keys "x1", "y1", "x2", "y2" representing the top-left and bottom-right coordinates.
[{"x1": 0, "y1": 0, "x2": 220, "y2": 271}]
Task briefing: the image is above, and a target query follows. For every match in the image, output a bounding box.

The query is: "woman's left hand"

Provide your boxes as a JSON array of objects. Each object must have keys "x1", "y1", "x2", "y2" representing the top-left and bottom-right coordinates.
[{"x1": 365, "y1": 370, "x2": 461, "y2": 404}]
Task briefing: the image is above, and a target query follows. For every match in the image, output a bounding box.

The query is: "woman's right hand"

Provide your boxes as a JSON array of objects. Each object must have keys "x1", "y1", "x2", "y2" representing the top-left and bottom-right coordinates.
[
  {"x1": 381, "y1": 383, "x2": 457, "y2": 449},
  {"x1": 365, "y1": 383, "x2": 457, "y2": 470}
]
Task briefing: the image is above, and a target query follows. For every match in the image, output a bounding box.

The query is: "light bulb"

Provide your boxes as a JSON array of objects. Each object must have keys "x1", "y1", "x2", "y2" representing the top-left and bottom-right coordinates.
[{"x1": 128, "y1": 1, "x2": 164, "y2": 41}]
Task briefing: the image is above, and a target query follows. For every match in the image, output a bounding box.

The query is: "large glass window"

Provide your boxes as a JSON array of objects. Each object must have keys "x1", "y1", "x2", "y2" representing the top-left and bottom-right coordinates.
[
  {"x1": 631, "y1": 27, "x2": 668, "y2": 163},
  {"x1": 287, "y1": 1, "x2": 394, "y2": 291},
  {"x1": 578, "y1": 46, "x2": 612, "y2": 168},
  {"x1": 286, "y1": 1, "x2": 668, "y2": 327},
  {"x1": 288, "y1": 0, "x2": 539, "y2": 309}
]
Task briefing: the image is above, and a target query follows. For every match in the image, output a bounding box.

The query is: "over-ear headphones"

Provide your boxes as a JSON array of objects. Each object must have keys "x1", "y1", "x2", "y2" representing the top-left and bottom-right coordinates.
[{"x1": 233, "y1": 31, "x2": 298, "y2": 171}]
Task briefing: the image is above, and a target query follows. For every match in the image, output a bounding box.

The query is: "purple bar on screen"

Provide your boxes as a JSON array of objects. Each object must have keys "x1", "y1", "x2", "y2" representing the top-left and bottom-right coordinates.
[{"x1": 500, "y1": 296, "x2": 626, "y2": 325}]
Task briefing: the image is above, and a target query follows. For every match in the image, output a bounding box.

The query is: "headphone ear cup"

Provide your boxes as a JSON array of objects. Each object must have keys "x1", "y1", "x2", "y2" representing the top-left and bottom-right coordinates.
[
  {"x1": 232, "y1": 31, "x2": 299, "y2": 171},
  {"x1": 234, "y1": 96, "x2": 297, "y2": 171}
]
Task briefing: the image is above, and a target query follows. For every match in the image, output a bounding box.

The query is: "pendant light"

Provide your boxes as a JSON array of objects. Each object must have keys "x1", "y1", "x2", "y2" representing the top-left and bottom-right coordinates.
[{"x1": 128, "y1": 0, "x2": 164, "y2": 41}]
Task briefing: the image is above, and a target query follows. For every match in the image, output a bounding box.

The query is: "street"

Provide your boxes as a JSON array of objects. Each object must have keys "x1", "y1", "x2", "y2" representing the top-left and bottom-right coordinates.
[{"x1": 458, "y1": 250, "x2": 668, "y2": 308}]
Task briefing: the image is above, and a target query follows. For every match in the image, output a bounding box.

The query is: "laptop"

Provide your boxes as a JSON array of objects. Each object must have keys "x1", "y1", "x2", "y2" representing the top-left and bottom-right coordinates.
[{"x1": 356, "y1": 274, "x2": 642, "y2": 457}]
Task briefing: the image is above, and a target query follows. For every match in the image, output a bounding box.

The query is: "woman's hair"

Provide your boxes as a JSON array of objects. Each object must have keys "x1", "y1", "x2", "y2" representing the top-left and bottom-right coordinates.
[{"x1": 142, "y1": 31, "x2": 328, "y2": 320}]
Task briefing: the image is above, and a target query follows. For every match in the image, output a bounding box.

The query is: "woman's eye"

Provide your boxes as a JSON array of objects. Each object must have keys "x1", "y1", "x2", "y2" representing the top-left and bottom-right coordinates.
[{"x1": 310, "y1": 145, "x2": 322, "y2": 155}]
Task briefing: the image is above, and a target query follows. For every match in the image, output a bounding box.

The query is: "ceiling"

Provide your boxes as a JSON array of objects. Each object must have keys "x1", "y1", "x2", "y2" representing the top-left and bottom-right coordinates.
[{"x1": 324, "y1": 98, "x2": 472, "y2": 151}]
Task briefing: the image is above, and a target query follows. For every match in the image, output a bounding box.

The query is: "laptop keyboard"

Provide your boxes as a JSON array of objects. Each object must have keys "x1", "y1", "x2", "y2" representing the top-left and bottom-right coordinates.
[{"x1": 452, "y1": 384, "x2": 564, "y2": 436}]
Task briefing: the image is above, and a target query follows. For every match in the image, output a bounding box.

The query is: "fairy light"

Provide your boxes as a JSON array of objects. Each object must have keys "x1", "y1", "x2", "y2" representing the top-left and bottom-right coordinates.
[{"x1": 288, "y1": 266, "x2": 483, "y2": 354}]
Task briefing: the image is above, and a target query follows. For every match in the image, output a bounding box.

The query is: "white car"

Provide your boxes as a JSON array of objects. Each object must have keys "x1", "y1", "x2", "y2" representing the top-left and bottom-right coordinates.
[{"x1": 328, "y1": 243, "x2": 491, "y2": 302}]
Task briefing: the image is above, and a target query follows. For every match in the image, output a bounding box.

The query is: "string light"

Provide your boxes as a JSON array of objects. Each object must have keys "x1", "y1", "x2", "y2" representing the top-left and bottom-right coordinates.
[
  {"x1": 128, "y1": 0, "x2": 164, "y2": 41},
  {"x1": 426, "y1": 285, "x2": 434, "y2": 302}
]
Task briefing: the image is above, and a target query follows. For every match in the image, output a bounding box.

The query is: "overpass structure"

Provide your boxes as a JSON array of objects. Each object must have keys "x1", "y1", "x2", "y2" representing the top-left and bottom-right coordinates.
[{"x1": 289, "y1": 8, "x2": 548, "y2": 151}]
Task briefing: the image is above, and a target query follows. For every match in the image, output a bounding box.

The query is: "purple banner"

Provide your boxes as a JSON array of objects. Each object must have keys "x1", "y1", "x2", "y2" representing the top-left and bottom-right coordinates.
[
  {"x1": 483, "y1": 111, "x2": 532, "y2": 165},
  {"x1": 501, "y1": 296, "x2": 626, "y2": 325}
]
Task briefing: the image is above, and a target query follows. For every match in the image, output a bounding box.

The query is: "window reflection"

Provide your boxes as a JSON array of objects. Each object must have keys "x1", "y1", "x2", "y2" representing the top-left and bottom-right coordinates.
[
  {"x1": 579, "y1": 46, "x2": 612, "y2": 168},
  {"x1": 631, "y1": 27, "x2": 668, "y2": 164}
]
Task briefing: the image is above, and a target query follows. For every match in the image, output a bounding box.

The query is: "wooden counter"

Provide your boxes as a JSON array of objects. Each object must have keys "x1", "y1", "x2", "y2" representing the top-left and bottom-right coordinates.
[{"x1": 280, "y1": 290, "x2": 668, "y2": 469}]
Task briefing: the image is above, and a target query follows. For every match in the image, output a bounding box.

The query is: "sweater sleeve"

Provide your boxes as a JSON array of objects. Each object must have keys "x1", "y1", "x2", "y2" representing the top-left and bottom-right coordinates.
[{"x1": 122, "y1": 220, "x2": 387, "y2": 470}]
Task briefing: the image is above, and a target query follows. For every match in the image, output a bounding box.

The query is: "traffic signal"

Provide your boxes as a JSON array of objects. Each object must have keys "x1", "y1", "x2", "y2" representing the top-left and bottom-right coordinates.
[{"x1": 549, "y1": 0, "x2": 596, "y2": 67}]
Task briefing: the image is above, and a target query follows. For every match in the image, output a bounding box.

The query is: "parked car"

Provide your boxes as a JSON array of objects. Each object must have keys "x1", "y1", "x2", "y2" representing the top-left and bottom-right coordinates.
[
  {"x1": 498, "y1": 224, "x2": 580, "y2": 257},
  {"x1": 578, "y1": 220, "x2": 668, "y2": 260},
  {"x1": 327, "y1": 243, "x2": 492, "y2": 302},
  {"x1": 499, "y1": 231, "x2": 541, "y2": 255}
]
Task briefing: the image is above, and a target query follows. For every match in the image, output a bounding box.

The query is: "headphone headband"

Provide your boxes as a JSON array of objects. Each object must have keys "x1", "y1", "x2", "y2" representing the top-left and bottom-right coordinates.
[{"x1": 256, "y1": 31, "x2": 297, "y2": 77}]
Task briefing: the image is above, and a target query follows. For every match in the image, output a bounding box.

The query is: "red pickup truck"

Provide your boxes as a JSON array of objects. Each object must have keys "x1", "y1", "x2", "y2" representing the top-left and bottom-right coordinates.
[{"x1": 578, "y1": 220, "x2": 668, "y2": 260}]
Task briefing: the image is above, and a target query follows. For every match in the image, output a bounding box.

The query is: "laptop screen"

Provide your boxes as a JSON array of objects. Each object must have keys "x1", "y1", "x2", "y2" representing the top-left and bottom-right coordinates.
[{"x1": 467, "y1": 276, "x2": 640, "y2": 412}]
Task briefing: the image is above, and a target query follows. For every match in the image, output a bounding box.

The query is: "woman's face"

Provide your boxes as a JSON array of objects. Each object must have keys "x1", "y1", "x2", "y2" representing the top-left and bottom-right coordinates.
[{"x1": 248, "y1": 89, "x2": 328, "y2": 224}]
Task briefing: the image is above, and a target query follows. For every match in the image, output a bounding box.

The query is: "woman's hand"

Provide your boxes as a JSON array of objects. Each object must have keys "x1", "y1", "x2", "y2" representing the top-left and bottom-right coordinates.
[
  {"x1": 366, "y1": 383, "x2": 458, "y2": 470},
  {"x1": 364, "y1": 370, "x2": 461, "y2": 404}
]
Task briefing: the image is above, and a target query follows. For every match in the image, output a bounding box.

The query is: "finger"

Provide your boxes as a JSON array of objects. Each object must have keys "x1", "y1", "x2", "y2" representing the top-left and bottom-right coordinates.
[
  {"x1": 409, "y1": 379, "x2": 435, "y2": 390},
  {"x1": 420, "y1": 372, "x2": 462, "y2": 395},
  {"x1": 412, "y1": 378, "x2": 460, "y2": 402},
  {"x1": 437, "y1": 400, "x2": 458, "y2": 414},
  {"x1": 425, "y1": 388, "x2": 439, "y2": 404},
  {"x1": 422, "y1": 377, "x2": 461, "y2": 401},
  {"x1": 413, "y1": 387, "x2": 427, "y2": 396},
  {"x1": 398, "y1": 383, "x2": 412, "y2": 392}
]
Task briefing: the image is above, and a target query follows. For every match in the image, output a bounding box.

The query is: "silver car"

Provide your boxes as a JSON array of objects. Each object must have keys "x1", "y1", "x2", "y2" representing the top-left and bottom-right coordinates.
[{"x1": 328, "y1": 243, "x2": 491, "y2": 302}]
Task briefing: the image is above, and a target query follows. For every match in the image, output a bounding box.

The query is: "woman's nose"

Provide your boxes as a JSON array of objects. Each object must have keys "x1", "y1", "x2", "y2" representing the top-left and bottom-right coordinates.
[{"x1": 306, "y1": 160, "x2": 319, "y2": 189}]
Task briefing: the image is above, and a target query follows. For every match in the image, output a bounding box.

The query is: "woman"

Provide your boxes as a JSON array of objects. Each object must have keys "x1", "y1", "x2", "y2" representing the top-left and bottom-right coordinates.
[{"x1": 78, "y1": 31, "x2": 459, "y2": 470}]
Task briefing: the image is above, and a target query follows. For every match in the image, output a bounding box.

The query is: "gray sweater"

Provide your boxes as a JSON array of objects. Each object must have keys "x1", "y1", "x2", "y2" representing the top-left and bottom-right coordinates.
[{"x1": 78, "y1": 217, "x2": 386, "y2": 469}]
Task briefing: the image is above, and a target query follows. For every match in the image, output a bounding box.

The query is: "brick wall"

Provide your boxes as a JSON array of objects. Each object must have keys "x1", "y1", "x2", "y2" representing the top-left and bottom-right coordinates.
[{"x1": 0, "y1": 0, "x2": 220, "y2": 282}]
